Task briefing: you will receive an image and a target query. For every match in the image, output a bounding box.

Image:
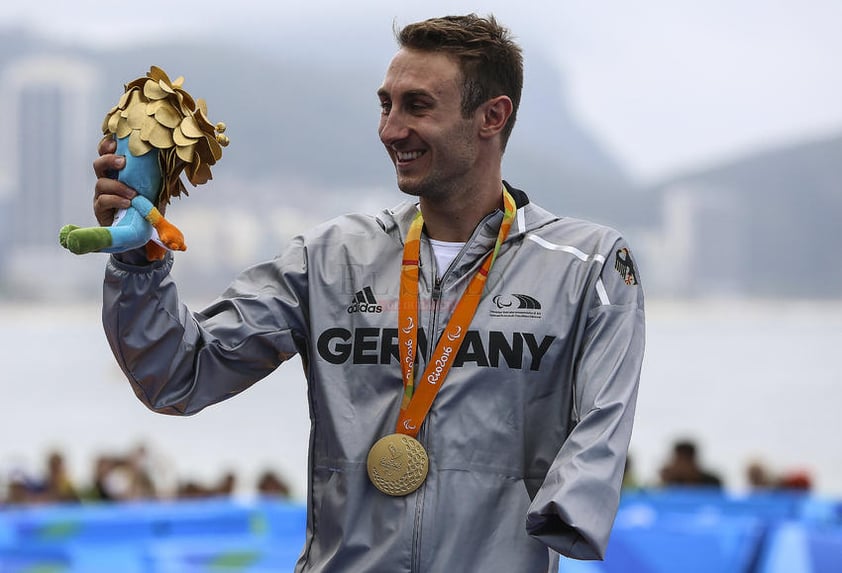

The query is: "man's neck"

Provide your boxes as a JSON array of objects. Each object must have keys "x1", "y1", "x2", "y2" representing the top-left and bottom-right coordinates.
[
  {"x1": 421, "y1": 193, "x2": 502, "y2": 243},
  {"x1": 420, "y1": 182, "x2": 504, "y2": 242}
]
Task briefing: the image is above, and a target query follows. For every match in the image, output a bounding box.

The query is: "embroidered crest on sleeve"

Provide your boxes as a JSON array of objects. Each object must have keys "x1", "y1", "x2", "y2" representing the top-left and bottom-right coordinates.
[{"x1": 614, "y1": 247, "x2": 639, "y2": 285}]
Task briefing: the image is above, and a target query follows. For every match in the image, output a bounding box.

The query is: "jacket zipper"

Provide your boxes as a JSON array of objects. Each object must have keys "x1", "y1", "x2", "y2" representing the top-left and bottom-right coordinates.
[
  {"x1": 410, "y1": 219, "x2": 497, "y2": 572},
  {"x1": 411, "y1": 274, "x2": 441, "y2": 573}
]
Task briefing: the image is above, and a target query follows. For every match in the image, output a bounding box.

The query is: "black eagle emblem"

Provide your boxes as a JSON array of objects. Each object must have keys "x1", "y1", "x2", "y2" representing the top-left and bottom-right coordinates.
[{"x1": 614, "y1": 248, "x2": 638, "y2": 285}]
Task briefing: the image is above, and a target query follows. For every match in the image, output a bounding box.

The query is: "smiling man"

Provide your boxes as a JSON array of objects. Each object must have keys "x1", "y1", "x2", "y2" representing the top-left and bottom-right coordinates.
[{"x1": 93, "y1": 14, "x2": 645, "y2": 573}]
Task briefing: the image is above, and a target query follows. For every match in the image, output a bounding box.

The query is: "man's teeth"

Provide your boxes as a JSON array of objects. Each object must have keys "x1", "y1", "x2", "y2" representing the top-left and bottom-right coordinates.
[{"x1": 397, "y1": 151, "x2": 424, "y2": 161}]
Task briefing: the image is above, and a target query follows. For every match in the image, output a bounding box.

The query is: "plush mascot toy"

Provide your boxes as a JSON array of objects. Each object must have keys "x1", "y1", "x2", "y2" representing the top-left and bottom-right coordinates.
[{"x1": 59, "y1": 66, "x2": 229, "y2": 260}]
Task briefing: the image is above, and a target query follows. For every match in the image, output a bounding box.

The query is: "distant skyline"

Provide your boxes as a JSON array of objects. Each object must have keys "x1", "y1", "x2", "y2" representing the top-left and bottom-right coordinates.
[{"x1": 1, "y1": 0, "x2": 840, "y2": 181}]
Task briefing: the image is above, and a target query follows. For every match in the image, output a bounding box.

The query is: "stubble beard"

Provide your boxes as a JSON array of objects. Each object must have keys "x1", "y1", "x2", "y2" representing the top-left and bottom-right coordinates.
[
  {"x1": 396, "y1": 172, "x2": 444, "y2": 201},
  {"x1": 394, "y1": 152, "x2": 474, "y2": 204}
]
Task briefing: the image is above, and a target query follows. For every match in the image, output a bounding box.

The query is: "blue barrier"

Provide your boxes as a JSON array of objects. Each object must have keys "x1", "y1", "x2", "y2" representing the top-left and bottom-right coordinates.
[
  {"x1": 618, "y1": 488, "x2": 805, "y2": 521},
  {"x1": 9, "y1": 502, "x2": 158, "y2": 546},
  {"x1": 147, "y1": 536, "x2": 304, "y2": 573},
  {"x1": 0, "y1": 492, "x2": 839, "y2": 572},
  {"x1": 0, "y1": 545, "x2": 72, "y2": 573},
  {"x1": 0, "y1": 498, "x2": 306, "y2": 573},
  {"x1": 558, "y1": 489, "x2": 842, "y2": 573},
  {"x1": 558, "y1": 509, "x2": 764, "y2": 573}
]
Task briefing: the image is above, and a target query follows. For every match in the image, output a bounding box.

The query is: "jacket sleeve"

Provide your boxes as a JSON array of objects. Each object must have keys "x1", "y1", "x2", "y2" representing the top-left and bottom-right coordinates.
[
  {"x1": 525, "y1": 237, "x2": 645, "y2": 559},
  {"x1": 102, "y1": 239, "x2": 310, "y2": 416}
]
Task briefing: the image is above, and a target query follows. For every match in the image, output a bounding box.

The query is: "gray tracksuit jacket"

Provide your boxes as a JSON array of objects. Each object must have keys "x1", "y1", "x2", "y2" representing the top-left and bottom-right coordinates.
[{"x1": 102, "y1": 185, "x2": 645, "y2": 572}]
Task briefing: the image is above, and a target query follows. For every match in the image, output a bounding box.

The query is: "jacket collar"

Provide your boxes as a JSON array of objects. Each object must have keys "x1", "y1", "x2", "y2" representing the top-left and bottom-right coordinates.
[
  {"x1": 379, "y1": 181, "x2": 557, "y2": 249},
  {"x1": 378, "y1": 182, "x2": 558, "y2": 285}
]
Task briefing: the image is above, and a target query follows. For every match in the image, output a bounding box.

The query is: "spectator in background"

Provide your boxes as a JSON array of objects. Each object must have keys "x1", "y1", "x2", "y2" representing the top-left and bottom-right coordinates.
[
  {"x1": 177, "y1": 478, "x2": 211, "y2": 499},
  {"x1": 778, "y1": 469, "x2": 812, "y2": 491},
  {"x1": 85, "y1": 446, "x2": 158, "y2": 502},
  {"x1": 257, "y1": 470, "x2": 292, "y2": 499},
  {"x1": 214, "y1": 471, "x2": 238, "y2": 496},
  {"x1": 126, "y1": 444, "x2": 157, "y2": 499},
  {"x1": 175, "y1": 470, "x2": 240, "y2": 499},
  {"x1": 87, "y1": 455, "x2": 127, "y2": 501},
  {"x1": 659, "y1": 439, "x2": 723, "y2": 488},
  {"x1": 42, "y1": 450, "x2": 80, "y2": 503},
  {"x1": 744, "y1": 458, "x2": 814, "y2": 493},
  {"x1": 4, "y1": 469, "x2": 37, "y2": 505},
  {"x1": 2, "y1": 451, "x2": 80, "y2": 505},
  {"x1": 745, "y1": 458, "x2": 776, "y2": 490}
]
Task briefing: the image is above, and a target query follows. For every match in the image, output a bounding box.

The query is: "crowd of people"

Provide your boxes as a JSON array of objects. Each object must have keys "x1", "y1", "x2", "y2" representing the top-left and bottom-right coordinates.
[
  {"x1": 621, "y1": 438, "x2": 814, "y2": 493},
  {"x1": 1, "y1": 444, "x2": 293, "y2": 507},
  {"x1": 3, "y1": 437, "x2": 814, "y2": 509}
]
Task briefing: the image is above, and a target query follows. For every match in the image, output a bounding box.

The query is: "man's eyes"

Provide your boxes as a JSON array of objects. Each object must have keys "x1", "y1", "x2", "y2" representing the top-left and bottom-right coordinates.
[{"x1": 378, "y1": 100, "x2": 431, "y2": 114}]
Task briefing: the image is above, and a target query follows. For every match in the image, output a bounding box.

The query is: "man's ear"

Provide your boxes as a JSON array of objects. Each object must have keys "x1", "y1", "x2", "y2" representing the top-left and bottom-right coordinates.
[{"x1": 478, "y1": 96, "x2": 513, "y2": 140}]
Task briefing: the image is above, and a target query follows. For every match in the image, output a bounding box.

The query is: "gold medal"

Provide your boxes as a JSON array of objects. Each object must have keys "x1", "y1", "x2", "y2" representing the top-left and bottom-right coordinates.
[{"x1": 367, "y1": 434, "x2": 429, "y2": 496}]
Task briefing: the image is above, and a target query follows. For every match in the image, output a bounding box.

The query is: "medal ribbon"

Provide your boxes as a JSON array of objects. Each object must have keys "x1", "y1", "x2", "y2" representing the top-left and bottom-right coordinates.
[{"x1": 396, "y1": 188, "x2": 516, "y2": 438}]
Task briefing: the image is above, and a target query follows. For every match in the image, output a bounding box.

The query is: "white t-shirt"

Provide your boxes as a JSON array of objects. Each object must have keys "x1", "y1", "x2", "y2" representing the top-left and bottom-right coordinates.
[{"x1": 429, "y1": 238, "x2": 465, "y2": 278}]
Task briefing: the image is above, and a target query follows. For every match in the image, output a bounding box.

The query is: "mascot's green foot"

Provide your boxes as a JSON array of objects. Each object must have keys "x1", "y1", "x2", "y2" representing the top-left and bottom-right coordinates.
[
  {"x1": 58, "y1": 225, "x2": 79, "y2": 249},
  {"x1": 60, "y1": 226, "x2": 113, "y2": 255}
]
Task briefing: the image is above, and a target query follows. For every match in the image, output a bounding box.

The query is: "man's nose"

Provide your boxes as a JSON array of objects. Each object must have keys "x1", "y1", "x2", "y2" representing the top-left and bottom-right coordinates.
[{"x1": 379, "y1": 111, "x2": 410, "y2": 145}]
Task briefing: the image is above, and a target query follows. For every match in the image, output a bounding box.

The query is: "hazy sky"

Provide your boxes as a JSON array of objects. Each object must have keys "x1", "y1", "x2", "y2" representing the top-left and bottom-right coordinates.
[{"x1": 2, "y1": 0, "x2": 840, "y2": 181}]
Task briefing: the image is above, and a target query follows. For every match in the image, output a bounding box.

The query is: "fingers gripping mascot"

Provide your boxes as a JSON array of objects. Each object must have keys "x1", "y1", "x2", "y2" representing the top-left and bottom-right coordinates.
[{"x1": 59, "y1": 66, "x2": 229, "y2": 260}]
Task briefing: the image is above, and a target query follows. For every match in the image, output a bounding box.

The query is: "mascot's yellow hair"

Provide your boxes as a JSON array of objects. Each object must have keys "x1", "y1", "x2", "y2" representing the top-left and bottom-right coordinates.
[{"x1": 102, "y1": 65, "x2": 230, "y2": 205}]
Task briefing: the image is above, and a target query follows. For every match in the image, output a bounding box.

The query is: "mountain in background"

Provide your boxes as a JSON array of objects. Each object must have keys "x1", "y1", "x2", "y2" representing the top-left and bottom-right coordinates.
[{"x1": 642, "y1": 132, "x2": 842, "y2": 297}]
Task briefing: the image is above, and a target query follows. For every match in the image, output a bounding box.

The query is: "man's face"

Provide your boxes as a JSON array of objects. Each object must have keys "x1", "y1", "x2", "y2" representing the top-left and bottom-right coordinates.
[{"x1": 377, "y1": 48, "x2": 480, "y2": 200}]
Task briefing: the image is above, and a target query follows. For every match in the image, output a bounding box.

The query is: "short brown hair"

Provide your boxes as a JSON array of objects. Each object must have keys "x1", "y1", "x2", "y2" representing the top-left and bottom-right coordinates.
[{"x1": 397, "y1": 14, "x2": 523, "y2": 149}]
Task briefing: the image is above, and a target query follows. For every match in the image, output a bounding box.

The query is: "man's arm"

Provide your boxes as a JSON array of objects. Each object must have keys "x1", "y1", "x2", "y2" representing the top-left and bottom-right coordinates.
[
  {"x1": 102, "y1": 239, "x2": 309, "y2": 416},
  {"x1": 526, "y1": 238, "x2": 645, "y2": 560}
]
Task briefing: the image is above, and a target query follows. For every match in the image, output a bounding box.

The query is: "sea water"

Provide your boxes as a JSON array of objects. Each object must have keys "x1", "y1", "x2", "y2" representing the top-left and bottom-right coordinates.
[{"x1": 1, "y1": 299, "x2": 840, "y2": 499}]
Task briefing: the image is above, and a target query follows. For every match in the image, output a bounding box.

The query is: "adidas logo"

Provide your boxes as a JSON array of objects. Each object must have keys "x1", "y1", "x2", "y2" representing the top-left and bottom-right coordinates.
[{"x1": 347, "y1": 286, "x2": 383, "y2": 314}]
